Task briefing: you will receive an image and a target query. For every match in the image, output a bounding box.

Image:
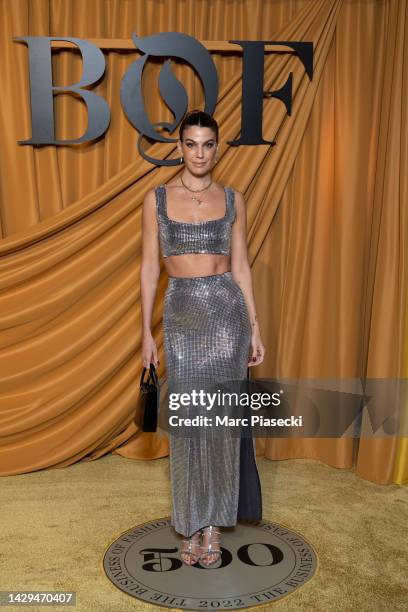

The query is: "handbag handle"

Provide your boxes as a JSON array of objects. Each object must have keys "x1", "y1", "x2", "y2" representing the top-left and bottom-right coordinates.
[{"x1": 140, "y1": 363, "x2": 158, "y2": 387}]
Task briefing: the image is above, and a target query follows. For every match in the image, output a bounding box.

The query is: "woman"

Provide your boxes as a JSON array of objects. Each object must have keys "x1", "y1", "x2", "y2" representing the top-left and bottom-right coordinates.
[{"x1": 140, "y1": 110, "x2": 265, "y2": 567}]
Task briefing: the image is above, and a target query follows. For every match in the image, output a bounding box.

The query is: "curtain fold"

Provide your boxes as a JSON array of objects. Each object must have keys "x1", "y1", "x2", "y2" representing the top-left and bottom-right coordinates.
[{"x1": 0, "y1": 0, "x2": 406, "y2": 484}]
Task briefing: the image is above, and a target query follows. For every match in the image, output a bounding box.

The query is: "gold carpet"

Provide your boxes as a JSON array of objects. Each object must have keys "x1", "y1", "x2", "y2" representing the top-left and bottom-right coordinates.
[{"x1": 1, "y1": 454, "x2": 407, "y2": 611}]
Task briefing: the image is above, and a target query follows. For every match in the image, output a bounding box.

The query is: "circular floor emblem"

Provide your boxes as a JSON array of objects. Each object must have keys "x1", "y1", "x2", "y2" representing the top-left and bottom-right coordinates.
[{"x1": 102, "y1": 517, "x2": 317, "y2": 610}]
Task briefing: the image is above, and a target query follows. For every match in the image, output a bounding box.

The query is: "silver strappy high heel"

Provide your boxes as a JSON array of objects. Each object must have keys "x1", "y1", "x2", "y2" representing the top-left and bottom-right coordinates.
[
  {"x1": 199, "y1": 526, "x2": 221, "y2": 566},
  {"x1": 180, "y1": 530, "x2": 202, "y2": 565}
]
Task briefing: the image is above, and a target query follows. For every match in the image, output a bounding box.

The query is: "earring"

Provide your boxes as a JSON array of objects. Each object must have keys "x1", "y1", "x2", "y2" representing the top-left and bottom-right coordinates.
[{"x1": 180, "y1": 156, "x2": 184, "y2": 163}]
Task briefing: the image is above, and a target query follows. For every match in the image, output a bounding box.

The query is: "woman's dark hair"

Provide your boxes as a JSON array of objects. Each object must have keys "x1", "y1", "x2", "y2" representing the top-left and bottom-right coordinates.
[{"x1": 179, "y1": 109, "x2": 219, "y2": 142}]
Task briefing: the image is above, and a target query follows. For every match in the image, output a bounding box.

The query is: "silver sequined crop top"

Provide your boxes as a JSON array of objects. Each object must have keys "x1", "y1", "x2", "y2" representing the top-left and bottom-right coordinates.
[{"x1": 155, "y1": 184, "x2": 236, "y2": 258}]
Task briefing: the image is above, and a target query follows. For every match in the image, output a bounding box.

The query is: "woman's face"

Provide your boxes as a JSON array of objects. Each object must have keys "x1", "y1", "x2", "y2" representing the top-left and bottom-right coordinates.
[{"x1": 178, "y1": 125, "x2": 218, "y2": 176}]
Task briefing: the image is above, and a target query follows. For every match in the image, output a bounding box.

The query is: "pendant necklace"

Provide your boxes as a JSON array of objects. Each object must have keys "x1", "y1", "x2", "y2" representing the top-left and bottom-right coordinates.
[{"x1": 180, "y1": 175, "x2": 213, "y2": 206}]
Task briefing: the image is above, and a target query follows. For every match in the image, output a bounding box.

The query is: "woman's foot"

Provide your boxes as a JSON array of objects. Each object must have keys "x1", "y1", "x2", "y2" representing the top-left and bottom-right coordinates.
[
  {"x1": 180, "y1": 529, "x2": 202, "y2": 565},
  {"x1": 199, "y1": 526, "x2": 221, "y2": 566}
]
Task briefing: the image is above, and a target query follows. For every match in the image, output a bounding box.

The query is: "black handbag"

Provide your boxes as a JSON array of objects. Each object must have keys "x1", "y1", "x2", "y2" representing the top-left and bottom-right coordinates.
[{"x1": 135, "y1": 363, "x2": 159, "y2": 432}]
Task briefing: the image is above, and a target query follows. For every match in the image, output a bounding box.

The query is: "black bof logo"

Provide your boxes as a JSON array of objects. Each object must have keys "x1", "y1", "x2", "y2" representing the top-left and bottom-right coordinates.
[{"x1": 14, "y1": 32, "x2": 313, "y2": 165}]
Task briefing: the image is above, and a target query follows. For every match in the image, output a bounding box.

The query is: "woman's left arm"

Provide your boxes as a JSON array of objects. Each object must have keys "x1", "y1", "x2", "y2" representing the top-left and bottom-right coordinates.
[{"x1": 230, "y1": 189, "x2": 266, "y2": 367}]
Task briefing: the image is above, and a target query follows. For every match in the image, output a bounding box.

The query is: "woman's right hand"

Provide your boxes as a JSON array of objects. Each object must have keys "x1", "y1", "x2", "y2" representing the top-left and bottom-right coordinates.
[{"x1": 142, "y1": 333, "x2": 160, "y2": 369}]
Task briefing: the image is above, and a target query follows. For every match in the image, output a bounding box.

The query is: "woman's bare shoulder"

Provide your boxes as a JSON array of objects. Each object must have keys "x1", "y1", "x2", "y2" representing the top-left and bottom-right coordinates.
[
  {"x1": 229, "y1": 188, "x2": 245, "y2": 216},
  {"x1": 142, "y1": 187, "x2": 159, "y2": 219},
  {"x1": 164, "y1": 181, "x2": 182, "y2": 192},
  {"x1": 228, "y1": 185, "x2": 243, "y2": 196},
  {"x1": 142, "y1": 188, "x2": 155, "y2": 203}
]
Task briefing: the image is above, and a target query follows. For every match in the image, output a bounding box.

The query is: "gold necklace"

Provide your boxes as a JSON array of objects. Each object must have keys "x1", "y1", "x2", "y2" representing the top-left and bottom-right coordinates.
[{"x1": 180, "y1": 175, "x2": 213, "y2": 206}]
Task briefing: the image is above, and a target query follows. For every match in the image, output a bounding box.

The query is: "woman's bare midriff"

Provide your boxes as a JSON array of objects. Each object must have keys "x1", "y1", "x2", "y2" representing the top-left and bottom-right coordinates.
[{"x1": 164, "y1": 253, "x2": 230, "y2": 278}]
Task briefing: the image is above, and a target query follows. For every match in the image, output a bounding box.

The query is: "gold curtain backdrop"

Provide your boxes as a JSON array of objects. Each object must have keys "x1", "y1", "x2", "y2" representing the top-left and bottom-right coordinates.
[{"x1": 0, "y1": 0, "x2": 407, "y2": 484}]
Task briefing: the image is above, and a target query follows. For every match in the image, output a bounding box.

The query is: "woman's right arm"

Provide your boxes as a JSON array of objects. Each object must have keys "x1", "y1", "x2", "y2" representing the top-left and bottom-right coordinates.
[{"x1": 140, "y1": 188, "x2": 161, "y2": 368}]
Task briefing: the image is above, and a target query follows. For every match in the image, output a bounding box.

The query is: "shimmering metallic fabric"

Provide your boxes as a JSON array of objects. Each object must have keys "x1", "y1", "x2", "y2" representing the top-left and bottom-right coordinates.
[
  {"x1": 163, "y1": 272, "x2": 262, "y2": 537},
  {"x1": 155, "y1": 184, "x2": 235, "y2": 258},
  {"x1": 155, "y1": 186, "x2": 262, "y2": 538}
]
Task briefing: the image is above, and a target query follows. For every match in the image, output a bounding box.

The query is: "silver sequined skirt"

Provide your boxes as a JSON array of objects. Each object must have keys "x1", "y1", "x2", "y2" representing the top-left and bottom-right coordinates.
[{"x1": 163, "y1": 271, "x2": 262, "y2": 537}]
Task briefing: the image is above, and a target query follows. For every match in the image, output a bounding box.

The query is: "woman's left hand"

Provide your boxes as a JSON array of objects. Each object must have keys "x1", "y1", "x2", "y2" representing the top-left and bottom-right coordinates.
[{"x1": 248, "y1": 329, "x2": 266, "y2": 367}]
